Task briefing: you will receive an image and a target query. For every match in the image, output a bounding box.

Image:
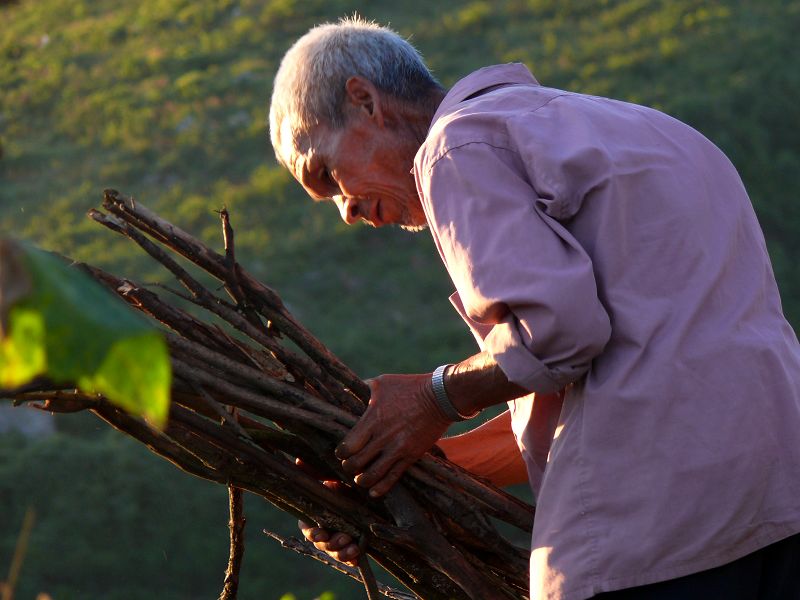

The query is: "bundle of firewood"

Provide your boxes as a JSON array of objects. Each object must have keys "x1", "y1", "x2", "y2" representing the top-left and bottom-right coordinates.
[{"x1": 6, "y1": 190, "x2": 533, "y2": 599}]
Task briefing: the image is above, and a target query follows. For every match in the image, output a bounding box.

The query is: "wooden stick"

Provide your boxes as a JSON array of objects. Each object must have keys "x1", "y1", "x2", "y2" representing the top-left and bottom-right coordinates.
[
  {"x1": 381, "y1": 485, "x2": 506, "y2": 599},
  {"x1": 2, "y1": 193, "x2": 545, "y2": 598},
  {"x1": 169, "y1": 356, "x2": 348, "y2": 436},
  {"x1": 101, "y1": 189, "x2": 370, "y2": 403},
  {"x1": 88, "y1": 207, "x2": 357, "y2": 411},
  {"x1": 167, "y1": 334, "x2": 356, "y2": 427},
  {"x1": 263, "y1": 531, "x2": 419, "y2": 600},
  {"x1": 219, "y1": 486, "x2": 245, "y2": 600}
]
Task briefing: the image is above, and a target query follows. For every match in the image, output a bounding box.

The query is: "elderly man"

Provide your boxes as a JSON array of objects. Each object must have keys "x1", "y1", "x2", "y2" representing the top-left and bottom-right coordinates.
[{"x1": 269, "y1": 17, "x2": 800, "y2": 600}]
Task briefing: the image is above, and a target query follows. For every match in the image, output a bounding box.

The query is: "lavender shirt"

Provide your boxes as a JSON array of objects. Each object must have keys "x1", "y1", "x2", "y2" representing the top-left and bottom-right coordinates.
[{"x1": 414, "y1": 64, "x2": 800, "y2": 599}]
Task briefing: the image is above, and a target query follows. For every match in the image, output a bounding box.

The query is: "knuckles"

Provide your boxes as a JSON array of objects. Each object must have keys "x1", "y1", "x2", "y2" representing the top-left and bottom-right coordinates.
[
  {"x1": 340, "y1": 373, "x2": 434, "y2": 498},
  {"x1": 299, "y1": 523, "x2": 358, "y2": 558}
]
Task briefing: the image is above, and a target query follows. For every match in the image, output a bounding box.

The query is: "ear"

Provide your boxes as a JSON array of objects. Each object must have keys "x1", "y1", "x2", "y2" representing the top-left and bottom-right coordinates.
[{"x1": 344, "y1": 76, "x2": 385, "y2": 127}]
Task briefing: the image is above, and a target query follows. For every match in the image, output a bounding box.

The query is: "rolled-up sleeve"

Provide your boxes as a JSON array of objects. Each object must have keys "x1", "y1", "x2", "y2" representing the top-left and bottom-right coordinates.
[{"x1": 421, "y1": 140, "x2": 611, "y2": 393}]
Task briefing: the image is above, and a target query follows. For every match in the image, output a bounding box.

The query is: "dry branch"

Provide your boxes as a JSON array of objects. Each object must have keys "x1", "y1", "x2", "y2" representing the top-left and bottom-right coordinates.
[
  {"x1": 3, "y1": 189, "x2": 534, "y2": 599},
  {"x1": 219, "y1": 486, "x2": 245, "y2": 600}
]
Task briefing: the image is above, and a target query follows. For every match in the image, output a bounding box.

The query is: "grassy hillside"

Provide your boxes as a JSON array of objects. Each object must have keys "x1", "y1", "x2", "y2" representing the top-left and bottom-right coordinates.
[
  {"x1": 1, "y1": 0, "x2": 799, "y2": 598},
  {"x1": 2, "y1": 0, "x2": 799, "y2": 351},
  {"x1": 0, "y1": 429, "x2": 363, "y2": 599}
]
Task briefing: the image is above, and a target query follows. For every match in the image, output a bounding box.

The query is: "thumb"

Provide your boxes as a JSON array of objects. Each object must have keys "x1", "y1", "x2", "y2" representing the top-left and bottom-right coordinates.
[
  {"x1": 336, "y1": 379, "x2": 378, "y2": 459},
  {"x1": 336, "y1": 415, "x2": 372, "y2": 460}
]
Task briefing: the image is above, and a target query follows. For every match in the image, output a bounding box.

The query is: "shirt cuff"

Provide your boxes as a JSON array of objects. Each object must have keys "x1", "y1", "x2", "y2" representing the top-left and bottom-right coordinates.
[{"x1": 484, "y1": 313, "x2": 587, "y2": 393}]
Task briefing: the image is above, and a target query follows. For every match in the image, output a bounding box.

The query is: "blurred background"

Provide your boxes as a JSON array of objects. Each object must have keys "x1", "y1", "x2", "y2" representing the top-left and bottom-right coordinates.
[{"x1": 1, "y1": 0, "x2": 798, "y2": 598}]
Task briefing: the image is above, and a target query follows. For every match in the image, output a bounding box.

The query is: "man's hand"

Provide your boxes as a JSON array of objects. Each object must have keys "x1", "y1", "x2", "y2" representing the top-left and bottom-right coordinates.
[
  {"x1": 298, "y1": 520, "x2": 360, "y2": 566},
  {"x1": 294, "y1": 376, "x2": 447, "y2": 568},
  {"x1": 294, "y1": 458, "x2": 362, "y2": 565},
  {"x1": 336, "y1": 373, "x2": 452, "y2": 498}
]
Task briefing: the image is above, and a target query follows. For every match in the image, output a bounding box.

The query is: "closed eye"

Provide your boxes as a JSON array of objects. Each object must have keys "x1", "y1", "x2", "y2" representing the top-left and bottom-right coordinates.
[
  {"x1": 317, "y1": 166, "x2": 341, "y2": 197},
  {"x1": 318, "y1": 167, "x2": 333, "y2": 185}
]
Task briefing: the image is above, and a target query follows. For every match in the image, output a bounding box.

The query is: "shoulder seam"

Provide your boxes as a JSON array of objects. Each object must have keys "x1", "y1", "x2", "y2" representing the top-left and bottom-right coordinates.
[
  {"x1": 426, "y1": 141, "x2": 515, "y2": 173},
  {"x1": 423, "y1": 92, "x2": 572, "y2": 173}
]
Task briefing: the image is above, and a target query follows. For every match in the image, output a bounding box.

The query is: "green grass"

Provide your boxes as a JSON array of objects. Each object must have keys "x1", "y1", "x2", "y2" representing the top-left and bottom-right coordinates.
[
  {"x1": 0, "y1": 427, "x2": 365, "y2": 599},
  {"x1": 1, "y1": 0, "x2": 798, "y2": 597}
]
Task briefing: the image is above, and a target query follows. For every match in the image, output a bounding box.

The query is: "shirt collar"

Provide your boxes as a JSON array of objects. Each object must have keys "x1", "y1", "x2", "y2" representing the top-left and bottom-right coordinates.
[{"x1": 430, "y1": 63, "x2": 540, "y2": 126}]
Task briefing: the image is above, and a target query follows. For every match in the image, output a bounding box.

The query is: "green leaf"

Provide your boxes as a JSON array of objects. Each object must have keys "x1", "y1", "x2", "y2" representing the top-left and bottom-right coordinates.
[
  {"x1": 0, "y1": 239, "x2": 171, "y2": 427},
  {"x1": 0, "y1": 305, "x2": 46, "y2": 386}
]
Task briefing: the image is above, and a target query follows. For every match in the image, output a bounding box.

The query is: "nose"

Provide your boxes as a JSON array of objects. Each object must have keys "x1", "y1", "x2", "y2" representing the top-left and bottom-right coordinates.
[{"x1": 336, "y1": 196, "x2": 361, "y2": 225}]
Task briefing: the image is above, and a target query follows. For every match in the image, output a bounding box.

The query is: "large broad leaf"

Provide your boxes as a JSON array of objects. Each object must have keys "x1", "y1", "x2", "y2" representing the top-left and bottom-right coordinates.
[{"x1": 0, "y1": 239, "x2": 170, "y2": 427}]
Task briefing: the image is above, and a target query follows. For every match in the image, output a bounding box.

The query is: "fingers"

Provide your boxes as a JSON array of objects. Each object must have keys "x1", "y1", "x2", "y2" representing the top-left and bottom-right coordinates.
[
  {"x1": 364, "y1": 460, "x2": 410, "y2": 498},
  {"x1": 347, "y1": 447, "x2": 404, "y2": 496},
  {"x1": 298, "y1": 520, "x2": 360, "y2": 565},
  {"x1": 340, "y1": 441, "x2": 382, "y2": 478},
  {"x1": 336, "y1": 422, "x2": 372, "y2": 460},
  {"x1": 337, "y1": 373, "x2": 451, "y2": 497},
  {"x1": 335, "y1": 391, "x2": 378, "y2": 460},
  {"x1": 340, "y1": 435, "x2": 405, "y2": 497},
  {"x1": 299, "y1": 519, "x2": 327, "y2": 543}
]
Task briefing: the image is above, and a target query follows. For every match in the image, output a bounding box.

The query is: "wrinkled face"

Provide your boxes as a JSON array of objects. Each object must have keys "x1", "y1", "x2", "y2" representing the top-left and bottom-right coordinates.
[{"x1": 286, "y1": 111, "x2": 428, "y2": 231}]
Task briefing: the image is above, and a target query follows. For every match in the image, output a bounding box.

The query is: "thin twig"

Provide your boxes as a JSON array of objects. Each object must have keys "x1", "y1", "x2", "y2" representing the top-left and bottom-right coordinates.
[
  {"x1": 167, "y1": 333, "x2": 356, "y2": 427},
  {"x1": 102, "y1": 189, "x2": 370, "y2": 402},
  {"x1": 188, "y1": 380, "x2": 251, "y2": 440},
  {"x1": 218, "y1": 206, "x2": 264, "y2": 331},
  {"x1": 219, "y1": 486, "x2": 245, "y2": 600},
  {"x1": 169, "y1": 355, "x2": 349, "y2": 435},
  {"x1": 262, "y1": 531, "x2": 418, "y2": 600},
  {"x1": 382, "y1": 485, "x2": 507, "y2": 599},
  {"x1": 357, "y1": 535, "x2": 381, "y2": 600},
  {"x1": 89, "y1": 207, "x2": 354, "y2": 410},
  {"x1": 1, "y1": 194, "x2": 540, "y2": 598}
]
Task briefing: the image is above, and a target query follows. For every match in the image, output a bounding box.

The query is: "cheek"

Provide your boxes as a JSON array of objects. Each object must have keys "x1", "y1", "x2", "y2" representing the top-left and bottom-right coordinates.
[
  {"x1": 337, "y1": 173, "x2": 368, "y2": 197},
  {"x1": 338, "y1": 168, "x2": 392, "y2": 197},
  {"x1": 335, "y1": 149, "x2": 413, "y2": 198}
]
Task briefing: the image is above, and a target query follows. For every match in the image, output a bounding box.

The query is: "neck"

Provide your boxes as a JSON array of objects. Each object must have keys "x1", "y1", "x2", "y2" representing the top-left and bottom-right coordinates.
[{"x1": 400, "y1": 88, "x2": 447, "y2": 145}]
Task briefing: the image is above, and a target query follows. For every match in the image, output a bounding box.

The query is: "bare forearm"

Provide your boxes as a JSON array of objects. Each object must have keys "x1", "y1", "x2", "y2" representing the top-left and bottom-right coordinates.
[
  {"x1": 444, "y1": 351, "x2": 529, "y2": 418},
  {"x1": 438, "y1": 410, "x2": 528, "y2": 486},
  {"x1": 336, "y1": 352, "x2": 530, "y2": 497}
]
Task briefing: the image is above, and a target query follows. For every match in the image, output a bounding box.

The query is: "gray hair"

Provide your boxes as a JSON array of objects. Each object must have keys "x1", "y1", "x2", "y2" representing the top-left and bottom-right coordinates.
[{"x1": 268, "y1": 16, "x2": 442, "y2": 166}]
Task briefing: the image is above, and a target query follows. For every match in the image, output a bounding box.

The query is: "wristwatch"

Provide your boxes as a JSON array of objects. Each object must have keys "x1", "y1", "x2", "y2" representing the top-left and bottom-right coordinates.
[{"x1": 431, "y1": 364, "x2": 480, "y2": 421}]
